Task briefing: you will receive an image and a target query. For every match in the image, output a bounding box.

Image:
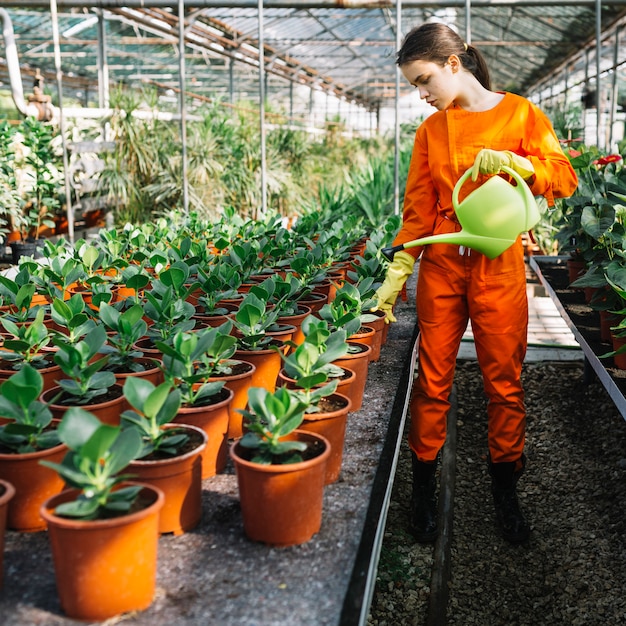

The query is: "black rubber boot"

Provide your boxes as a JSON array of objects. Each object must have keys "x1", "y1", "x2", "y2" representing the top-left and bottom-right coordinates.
[
  {"x1": 488, "y1": 455, "x2": 530, "y2": 544},
  {"x1": 409, "y1": 452, "x2": 438, "y2": 543}
]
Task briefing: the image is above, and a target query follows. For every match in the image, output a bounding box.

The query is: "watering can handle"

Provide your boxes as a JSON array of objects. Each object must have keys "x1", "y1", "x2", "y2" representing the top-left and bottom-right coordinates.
[
  {"x1": 380, "y1": 165, "x2": 535, "y2": 262},
  {"x1": 451, "y1": 165, "x2": 527, "y2": 212}
]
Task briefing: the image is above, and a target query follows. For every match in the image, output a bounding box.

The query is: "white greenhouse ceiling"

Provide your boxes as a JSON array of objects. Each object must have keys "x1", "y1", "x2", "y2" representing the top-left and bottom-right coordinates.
[{"x1": 2, "y1": 1, "x2": 626, "y2": 113}]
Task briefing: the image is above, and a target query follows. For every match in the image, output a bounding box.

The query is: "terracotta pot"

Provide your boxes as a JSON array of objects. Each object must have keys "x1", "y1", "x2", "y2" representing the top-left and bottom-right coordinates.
[
  {"x1": 584, "y1": 287, "x2": 598, "y2": 304},
  {"x1": 109, "y1": 357, "x2": 164, "y2": 412},
  {"x1": 128, "y1": 424, "x2": 207, "y2": 535},
  {"x1": 111, "y1": 284, "x2": 142, "y2": 302},
  {"x1": 234, "y1": 340, "x2": 287, "y2": 393},
  {"x1": 40, "y1": 483, "x2": 164, "y2": 621},
  {"x1": 276, "y1": 305, "x2": 311, "y2": 346},
  {"x1": 184, "y1": 284, "x2": 203, "y2": 306},
  {"x1": 364, "y1": 309, "x2": 387, "y2": 360},
  {"x1": 0, "y1": 438, "x2": 67, "y2": 531},
  {"x1": 299, "y1": 292, "x2": 328, "y2": 315},
  {"x1": 0, "y1": 479, "x2": 14, "y2": 588},
  {"x1": 0, "y1": 358, "x2": 63, "y2": 394},
  {"x1": 312, "y1": 279, "x2": 333, "y2": 301},
  {"x1": 300, "y1": 392, "x2": 352, "y2": 484},
  {"x1": 41, "y1": 384, "x2": 125, "y2": 426},
  {"x1": 173, "y1": 387, "x2": 233, "y2": 478},
  {"x1": 65, "y1": 283, "x2": 97, "y2": 311},
  {"x1": 348, "y1": 325, "x2": 376, "y2": 361},
  {"x1": 326, "y1": 273, "x2": 344, "y2": 301},
  {"x1": 332, "y1": 342, "x2": 372, "y2": 412},
  {"x1": 133, "y1": 337, "x2": 162, "y2": 359},
  {"x1": 230, "y1": 430, "x2": 330, "y2": 546},
  {"x1": 600, "y1": 311, "x2": 622, "y2": 343},
  {"x1": 566, "y1": 258, "x2": 586, "y2": 286},
  {"x1": 207, "y1": 360, "x2": 256, "y2": 439},
  {"x1": 109, "y1": 357, "x2": 163, "y2": 387},
  {"x1": 612, "y1": 333, "x2": 626, "y2": 369},
  {"x1": 193, "y1": 301, "x2": 238, "y2": 328},
  {"x1": 265, "y1": 324, "x2": 296, "y2": 344}
]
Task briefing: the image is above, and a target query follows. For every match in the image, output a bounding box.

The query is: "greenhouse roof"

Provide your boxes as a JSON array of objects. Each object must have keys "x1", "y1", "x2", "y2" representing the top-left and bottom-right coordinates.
[{"x1": 2, "y1": 2, "x2": 626, "y2": 114}]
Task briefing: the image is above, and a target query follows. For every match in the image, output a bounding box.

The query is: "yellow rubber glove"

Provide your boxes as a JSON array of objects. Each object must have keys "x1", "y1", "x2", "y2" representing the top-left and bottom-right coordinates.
[
  {"x1": 372, "y1": 250, "x2": 415, "y2": 324},
  {"x1": 471, "y1": 149, "x2": 535, "y2": 182}
]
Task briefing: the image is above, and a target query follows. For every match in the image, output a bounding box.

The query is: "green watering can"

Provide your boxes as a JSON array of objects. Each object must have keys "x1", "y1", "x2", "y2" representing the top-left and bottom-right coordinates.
[{"x1": 381, "y1": 165, "x2": 541, "y2": 261}]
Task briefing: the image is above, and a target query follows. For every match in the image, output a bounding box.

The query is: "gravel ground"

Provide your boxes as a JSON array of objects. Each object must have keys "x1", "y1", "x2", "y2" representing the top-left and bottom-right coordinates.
[{"x1": 367, "y1": 358, "x2": 626, "y2": 626}]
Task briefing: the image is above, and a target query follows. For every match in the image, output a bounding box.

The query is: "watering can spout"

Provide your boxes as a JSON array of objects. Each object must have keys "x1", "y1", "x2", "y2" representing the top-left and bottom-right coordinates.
[
  {"x1": 381, "y1": 233, "x2": 516, "y2": 261},
  {"x1": 381, "y1": 165, "x2": 541, "y2": 262}
]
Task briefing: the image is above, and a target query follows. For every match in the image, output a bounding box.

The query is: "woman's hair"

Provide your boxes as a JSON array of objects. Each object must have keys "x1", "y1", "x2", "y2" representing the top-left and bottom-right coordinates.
[{"x1": 396, "y1": 22, "x2": 491, "y2": 90}]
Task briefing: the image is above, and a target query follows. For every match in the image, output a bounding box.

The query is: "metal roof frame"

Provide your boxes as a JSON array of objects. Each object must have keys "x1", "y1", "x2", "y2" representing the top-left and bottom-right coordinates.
[{"x1": 4, "y1": 1, "x2": 626, "y2": 117}]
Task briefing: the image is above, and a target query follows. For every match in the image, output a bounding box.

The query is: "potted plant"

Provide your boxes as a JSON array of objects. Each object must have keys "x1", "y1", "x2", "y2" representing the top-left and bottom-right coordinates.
[
  {"x1": 253, "y1": 273, "x2": 312, "y2": 345},
  {"x1": 97, "y1": 301, "x2": 162, "y2": 385},
  {"x1": 0, "y1": 307, "x2": 62, "y2": 392},
  {"x1": 121, "y1": 377, "x2": 207, "y2": 534},
  {"x1": 42, "y1": 324, "x2": 124, "y2": 424},
  {"x1": 232, "y1": 291, "x2": 287, "y2": 392},
  {"x1": 0, "y1": 365, "x2": 67, "y2": 531},
  {"x1": 230, "y1": 386, "x2": 330, "y2": 546},
  {"x1": 29, "y1": 243, "x2": 84, "y2": 302},
  {"x1": 201, "y1": 321, "x2": 257, "y2": 439},
  {"x1": 277, "y1": 319, "x2": 352, "y2": 484},
  {"x1": 9, "y1": 118, "x2": 60, "y2": 261},
  {"x1": 193, "y1": 261, "x2": 243, "y2": 323},
  {"x1": 39, "y1": 407, "x2": 164, "y2": 621},
  {"x1": 46, "y1": 294, "x2": 97, "y2": 345},
  {"x1": 0, "y1": 267, "x2": 48, "y2": 324},
  {"x1": 157, "y1": 326, "x2": 235, "y2": 477},
  {"x1": 138, "y1": 276, "x2": 197, "y2": 351},
  {"x1": 554, "y1": 149, "x2": 618, "y2": 281}
]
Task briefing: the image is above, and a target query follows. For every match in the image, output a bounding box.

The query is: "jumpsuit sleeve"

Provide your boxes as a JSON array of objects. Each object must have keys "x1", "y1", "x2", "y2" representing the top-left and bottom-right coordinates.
[
  {"x1": 392, "y1": 126, "x2": 439, "y2": 259},
  {"x1": 521, "y1": 104, "x2": 578, "y2": 205}
]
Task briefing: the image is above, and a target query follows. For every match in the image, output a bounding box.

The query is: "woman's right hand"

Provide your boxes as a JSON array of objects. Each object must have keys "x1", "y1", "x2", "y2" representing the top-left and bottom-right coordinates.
[{"x1": 372, "y1": 251, "x2": 415, "y2": 323}]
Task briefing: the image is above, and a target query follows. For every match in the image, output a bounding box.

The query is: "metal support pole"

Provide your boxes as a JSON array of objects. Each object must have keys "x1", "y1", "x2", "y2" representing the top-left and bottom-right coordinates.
[
  {"x1": 393, "y1": 0, "x2": 402, "y2": 216},
  {"x1": 257, "y1": 0, "x2": 267, "y2": 219},
  {"x1": 465, "y1": 0, "x2": 471, "y2": 44},
  {"x1": 308, "y1": 85, "x2": 314, "y2": 128},
  {"x1": 178, "y1": 0, "x2": 189, "y2": 214},
  {"x1": 50, "y1": 0, "x2": 74, "y2": 244},
  {"x1": 96, "y1": 9, "x2": 109, "y2": 110},
  {"x1": 584, "y1": 50, "x2": 590, "y2": 145},
  {"x1": 596, "y1": 0, "x2": 602, "y2": 148},
  {"x1": 229, "y1": 56, "x2": 235, "y2": 106},
  {"x1": 609, "y1": 26, "x2": 620, "y2": 148}
]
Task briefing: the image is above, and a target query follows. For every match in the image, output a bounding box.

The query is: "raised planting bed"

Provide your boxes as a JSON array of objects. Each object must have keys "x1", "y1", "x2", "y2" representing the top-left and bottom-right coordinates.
[{"x1": 530, "y1": 255, "x2": 626, "y2": 420}]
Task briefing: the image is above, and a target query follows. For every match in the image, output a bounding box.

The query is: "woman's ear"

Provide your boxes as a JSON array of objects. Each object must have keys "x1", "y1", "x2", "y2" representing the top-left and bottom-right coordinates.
[{"x1": 447, "y1": 54, "x2": 461, "y2": 73}]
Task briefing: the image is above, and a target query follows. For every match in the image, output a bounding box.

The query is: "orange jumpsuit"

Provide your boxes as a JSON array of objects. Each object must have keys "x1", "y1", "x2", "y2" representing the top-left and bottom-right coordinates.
[{"x1": 395, "y1": 93, "x2": 577, "y2": 464}]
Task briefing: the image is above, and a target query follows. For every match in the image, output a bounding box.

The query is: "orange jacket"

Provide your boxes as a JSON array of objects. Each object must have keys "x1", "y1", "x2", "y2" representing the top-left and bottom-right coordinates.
[{"x1": 394, "y1": 92, "x2": 578, "y2": 258}]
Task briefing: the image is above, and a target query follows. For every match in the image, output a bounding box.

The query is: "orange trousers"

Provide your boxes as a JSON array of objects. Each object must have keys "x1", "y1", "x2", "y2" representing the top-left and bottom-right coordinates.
[{"x1": 408, "y1": 239, "x2": 528, "y2": 464}]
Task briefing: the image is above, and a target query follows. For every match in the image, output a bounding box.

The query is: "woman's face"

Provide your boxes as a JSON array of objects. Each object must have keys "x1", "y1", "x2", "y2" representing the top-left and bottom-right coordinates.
[{"x1": 400, "y1": 58, "x2": 457, "y2": 111}]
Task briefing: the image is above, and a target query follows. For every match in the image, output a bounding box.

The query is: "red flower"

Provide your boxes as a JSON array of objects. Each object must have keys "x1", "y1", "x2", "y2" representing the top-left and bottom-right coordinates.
[
  {"x1": 594, "y1": 154, "x2": 622, "y2": 166},
  {"x1": 568, "y1": 149, "x2": 582, "y2": 158}
]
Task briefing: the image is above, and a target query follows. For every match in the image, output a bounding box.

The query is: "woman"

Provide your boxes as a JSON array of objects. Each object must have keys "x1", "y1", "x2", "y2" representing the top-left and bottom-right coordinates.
[{"x1": 375, "y1": 23, "x2": 577, "y2": 544}]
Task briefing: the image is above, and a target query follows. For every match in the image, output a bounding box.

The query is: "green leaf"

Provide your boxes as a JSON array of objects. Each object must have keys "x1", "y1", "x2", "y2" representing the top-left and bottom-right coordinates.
[{"x1": 57, "y1": 408, "x2": 102, "y2": 450}]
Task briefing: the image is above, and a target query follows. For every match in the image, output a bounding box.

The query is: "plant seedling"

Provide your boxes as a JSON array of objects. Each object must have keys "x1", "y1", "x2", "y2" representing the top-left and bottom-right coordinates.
[
  {"x1": 238, "y1": 386, "x2": 311, "y2": 465},
  {"x1": 0, "y1": 365, "x2": 60, "y2": 453},
  {"x1": 40, "y1": 407, "x2": 143, "y2": 520}
]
